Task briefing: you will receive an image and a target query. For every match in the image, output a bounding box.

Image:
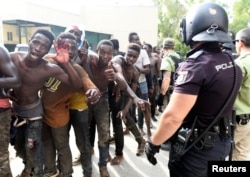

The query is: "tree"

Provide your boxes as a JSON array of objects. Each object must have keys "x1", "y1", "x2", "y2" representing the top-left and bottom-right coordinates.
[
  {"x1": 153, "y1": 0, "x2": 238, "y2": 56},
  {"x1": 153, "y1": 0, "x2": 190, "y2": 56},
  {"x1": 230, "y1": 0, "x2": 250, "y2": 32}
]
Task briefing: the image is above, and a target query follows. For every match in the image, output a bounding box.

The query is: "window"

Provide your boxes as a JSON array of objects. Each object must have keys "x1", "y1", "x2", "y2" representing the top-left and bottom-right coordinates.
[{"x1": 7, "y1": 32, "x2": 13, "y2": 41}]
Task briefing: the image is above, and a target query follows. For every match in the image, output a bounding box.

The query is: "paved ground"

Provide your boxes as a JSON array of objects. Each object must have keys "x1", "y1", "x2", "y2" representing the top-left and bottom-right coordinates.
[
  {"x1": 9, "y1": 110, "x2": 250, "y2": 177},
  {"x1": 10, "y1": 111, "x2": 170, "y2": 177}
]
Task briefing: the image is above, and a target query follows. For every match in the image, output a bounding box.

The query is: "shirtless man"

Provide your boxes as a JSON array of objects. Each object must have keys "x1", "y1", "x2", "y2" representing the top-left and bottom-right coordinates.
[
  {"x1": 82, "y1": 39, "x2": 147, "y2": 177},
  {"x1": 42, "y1": 32, "x2": 99, "y2": 177},
  {"x1": 128, "y1": 32, "x2": 150, "y2": 136},
  {"x1": 9, "y1": 29, "x2": 81, "y2": 177},
  {"x1": 0, "y1": 45, "x2": 21, "y2": 177},
  {"x1": 143, "y1": 43, "x2": 161, "y2": 122},
  {"x1": 109, "y1": 43, "x2": 149, "y2": 165},
  {"x1": 65, "y1": 24, "x2": 98, "y2": 177}
]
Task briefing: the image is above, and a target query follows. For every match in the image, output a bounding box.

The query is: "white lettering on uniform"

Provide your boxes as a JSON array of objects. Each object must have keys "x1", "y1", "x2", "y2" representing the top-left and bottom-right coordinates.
[
  {"x1": 215, "y1": 62, "x2": 233, "y2": 71},
  {"x1": 175, "y1": 71, "x2": 188, "y2": 85}
]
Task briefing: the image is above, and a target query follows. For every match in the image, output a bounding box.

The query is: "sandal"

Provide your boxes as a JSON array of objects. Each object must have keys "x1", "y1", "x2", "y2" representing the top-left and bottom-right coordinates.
[{"x1": 111, "y1": 155, "x2": 123, "y2": 165}]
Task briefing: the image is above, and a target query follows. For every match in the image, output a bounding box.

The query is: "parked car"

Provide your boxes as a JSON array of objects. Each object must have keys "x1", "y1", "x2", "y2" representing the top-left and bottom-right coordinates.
[
  {"x1": 14, "y1": 44, "x2": 55, "y2": 53},
  {"x1": 14, "y1": 44, "x2": 29, "y2": 52}
]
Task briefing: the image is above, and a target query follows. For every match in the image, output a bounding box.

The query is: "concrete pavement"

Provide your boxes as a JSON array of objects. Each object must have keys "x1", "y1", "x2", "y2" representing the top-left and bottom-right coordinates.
[
  {"x1": 10, "y1": 111, "x2": 249, "y2": 177},
  {"x1": 10, "y1": 112, "x2": 170, "y2": 177}
]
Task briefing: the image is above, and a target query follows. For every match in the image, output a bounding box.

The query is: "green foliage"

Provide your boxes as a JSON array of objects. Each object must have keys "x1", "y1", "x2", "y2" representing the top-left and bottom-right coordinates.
[
  {"x1": 153, "y1": 0, "x2": 248, "y2": 56},
  {"x1": 230, "y1": 0, "x2": 250, "y2": 33},
  {"x1": 153, "y1": 0, "x2": 189, "y2": 56}
]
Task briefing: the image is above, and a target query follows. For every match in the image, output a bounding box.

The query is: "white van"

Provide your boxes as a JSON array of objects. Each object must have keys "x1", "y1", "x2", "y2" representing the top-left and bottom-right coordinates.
[{"x1": 14, "y1": 44, "x2": 55, "y2": 53}]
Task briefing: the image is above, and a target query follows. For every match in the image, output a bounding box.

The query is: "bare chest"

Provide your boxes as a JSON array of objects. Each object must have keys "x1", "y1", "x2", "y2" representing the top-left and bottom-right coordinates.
[
  {"x1": 123, "y1": 69, "x2": 135, "y2": 84},
  {"x1": 90, "y1": 66, "x2": 109, "y2": 91},
  {"x1": 18, "y1": 61, "x2": 49, "y2": 86}
]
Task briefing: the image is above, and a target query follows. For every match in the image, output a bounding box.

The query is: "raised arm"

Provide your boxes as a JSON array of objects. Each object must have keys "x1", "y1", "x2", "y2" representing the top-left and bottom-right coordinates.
[{"x1": 51, "y1": 40, "x2": 81, "y2": 89}]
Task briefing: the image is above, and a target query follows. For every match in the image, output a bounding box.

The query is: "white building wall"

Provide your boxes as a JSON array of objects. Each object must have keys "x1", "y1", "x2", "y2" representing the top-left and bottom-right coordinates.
[
  {"x1": 81, "y1": 5, "x2": 158, "y2": 51},
  {"x1": 1, "y1": 0, "x2": 158, "y2": 51}
]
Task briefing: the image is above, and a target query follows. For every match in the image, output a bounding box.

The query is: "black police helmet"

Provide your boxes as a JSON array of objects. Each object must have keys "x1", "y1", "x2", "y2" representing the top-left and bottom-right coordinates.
[
  {"x1": 180, "y1": 2, "x2": 232, "y2": 46},
  {"x1": 222, "y1": 30, "x2": 236, "y2": 50}
]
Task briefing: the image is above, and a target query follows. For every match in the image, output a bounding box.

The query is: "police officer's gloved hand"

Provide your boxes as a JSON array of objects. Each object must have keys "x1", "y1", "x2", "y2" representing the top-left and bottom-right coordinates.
[
  {"x1": 157, "y1": 93, "x2": 164, "y2": 106},
  {"x1": 145, "y1": 139, "x2": 160, "y2": 165}
]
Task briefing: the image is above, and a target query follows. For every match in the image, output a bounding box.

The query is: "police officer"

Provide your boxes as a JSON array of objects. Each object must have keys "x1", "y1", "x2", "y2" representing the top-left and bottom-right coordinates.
[
  {"x1": 157, "y1": 38, "x2": 183, "y2": 151},
  {"x1": 145, "y1": 2, "x2": 242, "y2": 177},
  {"x1": 157, "y1": 38, "x2": 182, "y2": 108},
  {"x1": 232, "y1": 27, "x2": 250, "y2": 160}
]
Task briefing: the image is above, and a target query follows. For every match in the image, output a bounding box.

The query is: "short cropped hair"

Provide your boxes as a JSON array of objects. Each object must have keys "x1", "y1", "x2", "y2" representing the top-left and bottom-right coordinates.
[
  {"x1": 127, "y1": 43, "x2": 141, "y2": 54},
  {"x1": 236, "y1": 28, "x2": 250, "y2": 47},
  {"x1": 31, "y1": 29, "x2": 55, "y2": 48},
  {"x1": 96, "y1": 39, "x2": 113, "y2": 51},
  {"x1": 110, "y1": 39, "x2": 119, "y2": 50},
  {"x1": 143, "y1": 43, "x2": 152, "y2": 50},
  {"x1": 128, "y1": 32, "x2": 138, "y2": 42},
  {"x1": 57, "y1": 32, "x2": 77, "y2": 41}
]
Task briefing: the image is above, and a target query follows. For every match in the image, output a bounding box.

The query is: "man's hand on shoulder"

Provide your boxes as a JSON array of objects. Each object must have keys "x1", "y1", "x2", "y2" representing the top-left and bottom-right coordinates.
[{"x1": 44, "y1": 53, "x2": 57, "y2": 63}]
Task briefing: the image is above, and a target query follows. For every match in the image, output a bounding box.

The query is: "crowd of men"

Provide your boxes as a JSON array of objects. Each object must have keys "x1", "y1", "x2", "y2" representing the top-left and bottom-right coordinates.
[{"x1": 0, "y1": 2, "x2": 250, "y2": 177}]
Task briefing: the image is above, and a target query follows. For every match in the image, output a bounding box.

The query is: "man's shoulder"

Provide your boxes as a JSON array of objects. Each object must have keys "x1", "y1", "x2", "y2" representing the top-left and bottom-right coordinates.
[
  {"x1": 163, "y1": 54, "x2": 177, "y2": 63},
  {"x1": 88, "y1": 50, "x2": 98, "y2": 58},
  {"x1": 40, "y1": 58, "x2": 61, "y2": 73},
  {"x1": 235, "y1": 54, "x2": 250, "y2": 70},
  {"x1": 43, "y1": 54, "x2": 56, "y2": 64},
  {"x1": 72, "y1": 61, "x2": 81, "y2": 68},
  {"x1": 72, "y1": 62, "x2": 86, "y2": 72},
  {"x1": 0, "y1": 45, "x2": 10, "y2": 58},
  {"x1": 152, "y1": 52, "x2": 161, "y2": 59},
  {"x1": 167, "y1": 51, "x2": 181, "y2": 58},
  {"x1": 112, "y1": 55, "x2": 124, "y2": 64},
  {"x1": 10, "y1": 51, "x2": 26, "y2": 60},
  {"x1": 237, "y1": 54, "x2": 250, "y2": 61},
  {"x1": 87, "y1": 51, "x2": 98, "y2": 64}
]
